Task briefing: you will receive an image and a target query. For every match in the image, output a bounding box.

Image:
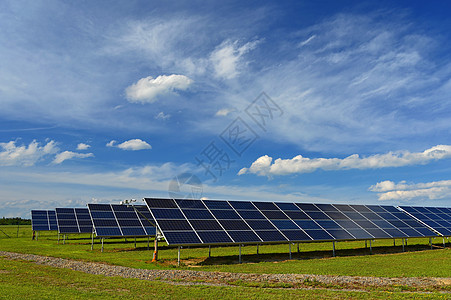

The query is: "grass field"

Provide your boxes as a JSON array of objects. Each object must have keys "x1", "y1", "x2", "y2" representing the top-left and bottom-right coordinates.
[{"x1": 0, "y1": 225, "x2": 450, "y2": 299}]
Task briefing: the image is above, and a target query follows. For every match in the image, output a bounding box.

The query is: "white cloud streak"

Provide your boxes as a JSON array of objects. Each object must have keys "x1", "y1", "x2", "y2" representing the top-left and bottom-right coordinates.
[
  {"x1": 239, "y1": 145, "x2": 451, "y2": 176},
  {"x1": 369, "y1": 179, "x2": 451, "y2": 201},
  {"x1": 0, "y1": 140, "x2": 59, "y2": 167},
  {"x1": 52, "y1": 151, "x2": 94, "y2": 164},
  {"x1": 76, "y1": 143, "x2": 91, "y2": 150},
  {"x1": 107, "y1": 139, "x2": 152, "y2": 151},
  {"x1": 125, "y1": 74, "x2": 193, "y2": 103},
  {"x1": 210, "y1": 40, "x2": 260, "y2": 79}
]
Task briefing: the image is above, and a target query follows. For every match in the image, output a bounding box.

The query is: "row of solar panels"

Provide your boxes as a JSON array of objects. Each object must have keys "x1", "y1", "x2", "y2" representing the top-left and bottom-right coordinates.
[
  {"x1": 31, "y1": 205, "x2": 156, "y2": 237},
  {"x1": 31, "y1": 198, "x2": 451, "y2": 246}
]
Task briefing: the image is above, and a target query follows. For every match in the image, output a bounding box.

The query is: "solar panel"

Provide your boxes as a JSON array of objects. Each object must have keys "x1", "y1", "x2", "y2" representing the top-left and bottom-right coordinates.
[
  {"x1": 87, "y1": 204, "x2": 155, "y2": 237},
  {"x1": 31, "y1": 210, "x2": 58, "y2": 231},
  {"x1": 144, "y1": 198, "x2": 439, "y2": 246},
  {"x1": 398, "y1": 206, "x2": 451, "y2": 236},
  {"x1": 55, "y1": 208, "x2": 93, "y2": 234}
]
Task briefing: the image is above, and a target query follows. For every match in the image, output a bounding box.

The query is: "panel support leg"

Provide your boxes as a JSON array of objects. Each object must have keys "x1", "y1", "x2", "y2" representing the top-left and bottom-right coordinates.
[
  {"x1": 429, "y1": 237, "x2": 432, "y2": 249},
  {"x1": 36, "y1": 231, "x2": 39, "y2": 241},
  {"x1": 134, "y1": 237, "x2": 136, "y2": 249},
  {"x1": 289, "y1": 243, "x2": 292, "y2": 259},
  {"x1": 402, "y1": 238, "x2": 405, "y2": 252},
  {"x1": 58, "y1": 233, "x2": 60, "y2": 244},
  {"x1": 332, "y1": 241, "x2": 336, "y2": 257},
  {"x1": 101, "y1": 238, "x2": 104, "y2": 253},
  {"x1": 147, "y1": 237, "x2": 150, "y2": 250},
  {"x1": 443, "y1": 237, "x2": 446, "y2": 248},
  {"x1": 177, "y1": 246, "x2": 181, "y2": 266},
  {"x1": 393, "y1": 239, "x2": 395, "y2": 247},
  {"x1": 257, "y1": 244, "x2": 259, "y2": 255},
  {"x1": 297, "y1": 243, "x2": 300, "y2": 253},
  {"x1": 152, "y1": 238, "x2": 158, "y2": 262},
  {"x1": 369, "y1": 240, "x2": 372, "y2": 255},
  {"x1": 63, "y1": 234, "x2": 66, "y2": 245},
  {"x1": 365, "y1": 240, "x2": 367, "y2": 248},
  {"x1": 239, "y1": 244, "x2": 242, "y2": 264},
  {"x1": 91, "y1": 231, "x2": 94, "y2": 251},
  {"x1": 208, "y1": 245, "x2": 211, "y2": 258}
]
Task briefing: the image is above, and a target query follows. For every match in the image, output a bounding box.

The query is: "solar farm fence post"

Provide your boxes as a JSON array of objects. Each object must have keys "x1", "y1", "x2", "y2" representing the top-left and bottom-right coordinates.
[{"x1": 332, "y1": 241, "x2": 336, "y2": 257}]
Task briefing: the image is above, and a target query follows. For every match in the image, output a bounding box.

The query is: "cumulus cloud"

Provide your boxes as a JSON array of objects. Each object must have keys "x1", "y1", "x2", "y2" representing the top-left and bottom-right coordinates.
[
  {"x1": 53, "y1": 151, "x2": 94, "y2": 164},
  {"x1": 369, "y1": 179, "x2": 451, "y2": 201},
  {"x1": 125, "y1": 74, "x2": 193, "y2": 103},
  {"x1": 210, "y1": 39, "x2": 260, "y2": 79},
  {"x1": 107, "y1": 139, "x2": 151, "y2": 151},
  {"x1": 239, "y1": 145, "x2": 451, "y2": 176},
  {"x1": 76, "y1": 143, "x2": 91, "y2": 150},
  {"x1": 0, "y1": 140, "x2": 59, "y2": 167}
]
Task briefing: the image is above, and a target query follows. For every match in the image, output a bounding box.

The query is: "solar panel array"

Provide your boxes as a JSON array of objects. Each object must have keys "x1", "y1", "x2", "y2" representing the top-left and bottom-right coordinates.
[
  {"x1": 144, "y1": 198, "x2": 437, "y2": 246},
  {"x1": 399, "y1": 206, "x2": 451, "y2": 236},
  {"x1": 55, "y1": 208, "x2": 93, "y2": 234},
  {"x1": 31, "y1": 210, "x2": 58, "y2": 231},
  {"x1": 88, "y1": 204, "x2": 156, "y2": 237}
]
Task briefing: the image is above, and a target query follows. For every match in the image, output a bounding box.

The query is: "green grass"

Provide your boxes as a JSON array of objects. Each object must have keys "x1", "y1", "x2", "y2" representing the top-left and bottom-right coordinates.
[
  {"x1": 0, "y1": 225, "x2": 450, "y2": 278},
  {"x1": 0, "y1": 257, "x2": 447, "y2": 299}
]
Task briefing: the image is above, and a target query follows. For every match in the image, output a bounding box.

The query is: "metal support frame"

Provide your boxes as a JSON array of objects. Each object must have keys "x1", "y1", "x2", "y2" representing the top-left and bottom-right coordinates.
[
  {"x1": 239, "y1": 244, "x2": 242, "y2": 264},
  {"x1": 147, "y1": 237, "x2": 150, "y2": 250},
  {"x1": 63, "y1": 234, "x2": 66, "y2": 245},
  {"x1": 57, "y1": 233, "x2": 60, "y2": 244},
  {"x1": 134, "y1": 237, "x2": 136, "y2": 248},
  {"x1": 289, "y1": 243, "x2": 292, "y2": 259},
  {"x1": 177, "y1": 246, "x2": 181, "y2": 266},
  {"x1": 208, "y1": 245, "x2": 211, "y2": 258},
  {"x1": 429, "y1": 237, "x2": 432, "y2": 249},
  {"x1": 332, "y1": 241, "x2": 336, "y2": 257},
  {"x1": 443, "y1": 237, "x2": 446, "y2": 248},
  {"x1": 256, "y1": 244, "x2": 259, "y2": 255},
  {"x1": 393, "y1": 239, "x2": 395, "y2": 246},
  {"x1": 369, "y1": 240, "x2": 372, "y2": 254},
  {"x1": 402, "y1": 238, "x2": 405, "y2": 252},
  {"x1": 91, "y1": 231, "x2": 94, "y2": 251},
  {"x1": 297, "y1": 243, "x2": 300, "y2": 253},
  {"x1": 365, "y1": 240, "x2": 367, "y2": 248},
  {"x1": 101, "y1": 238, "x2": 104, "y2": 252}
]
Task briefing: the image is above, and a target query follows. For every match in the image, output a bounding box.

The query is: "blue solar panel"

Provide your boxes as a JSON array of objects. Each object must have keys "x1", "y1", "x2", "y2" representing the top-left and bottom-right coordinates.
[
  {"x1": 398, "y1": 206, "x2": 451, "y2": 236},
  {"x1": 31, "y1": 210, "x2": 58, "y2": 231},
  {"x1": 55, "y1": 208, "x2": 93, "y2": 234},
  {"x1": 88, "y1": 204, "x2": 155, "y2": 237},
  {"x1": 144, "y1": 198, "x2": 441, "y2": 246}
]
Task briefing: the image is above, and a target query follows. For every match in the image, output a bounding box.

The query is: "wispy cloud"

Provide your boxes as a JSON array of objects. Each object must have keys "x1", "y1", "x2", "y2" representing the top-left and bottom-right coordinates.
[
  {"x1": 210, "y1": 39, "x2": 260, "y2": 79},
  {"x1": 155, "y1": 112, "x2": 171, "y2": 120},
  {"x1": 215, "y1": 108, "x2": 236, "y2": 117},
  {"x1": 239, "y1": 145, "x2": 451, "y2": 176},
  {"x1": 0, "y1": 140, "x2": 58, "y2": 167},
  {"x1": 107, "y1": 139, "x2": 152, "y2": 151},
  {"x1": 125, "y1": 74, "x2": 193, "y2": 103},
  {"x1": 369, "y1": 179, "x2": 451, "y2": 201},
  {"x1": 53, "y1": 151, "x2": 94, "y2": 164}
]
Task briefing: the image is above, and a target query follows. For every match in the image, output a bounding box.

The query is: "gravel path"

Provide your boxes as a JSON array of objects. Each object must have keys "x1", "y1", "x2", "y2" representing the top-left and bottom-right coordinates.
[{"x1": 1, "y1": 251, "x2": 449, "y2": 291}]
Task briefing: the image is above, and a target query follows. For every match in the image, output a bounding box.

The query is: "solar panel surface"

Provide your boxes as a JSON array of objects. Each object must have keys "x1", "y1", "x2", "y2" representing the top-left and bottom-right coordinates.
[
  {"x1": 55, "y1": 208, "x2": 93, "y2": 234},
  {"x1": 398, "y1": 206, "x2": 451, "y2": 236},
  {"x1": 31, "y1": 210, "x2": 58, "y2": 231},
  {"x1": 145, "y1": 198, "x2": 438, "y2": 246},
  {"x1": 88, "y1": 204, "x2": 156, "y2": 237}
]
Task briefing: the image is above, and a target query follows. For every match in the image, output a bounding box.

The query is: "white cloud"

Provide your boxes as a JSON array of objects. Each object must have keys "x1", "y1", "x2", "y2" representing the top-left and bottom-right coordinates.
[
  {"x1": 52, "y1": 151, "x2": 94, "y2": 164},
  {"x1": 125, "y1": 74, "x2": 193, "y2": 103},
  {"x1": 369, "y1": 179, "x2": 451, "y2": 201},
  {"x1": 215, "y1": 108, "x2": 236, "y2": 117},
  {"x1": 0, "y1": 140, "x2": 58, "y2": 167},
  {"x1": 108, "y1": 139, "x2": 152, "y2": 151},
  {"x1": 76, "y1": 143, "x2": 91, "y2": 150},
  {"x1": 155, "y1": 112, "x2": 171, "y2": 120},
  {"x1": 239, "y1": 145, "x2": 451, "y2": 176},
  {"x1": 210, "y1": 40, "x2": 260, "y2": 79}
]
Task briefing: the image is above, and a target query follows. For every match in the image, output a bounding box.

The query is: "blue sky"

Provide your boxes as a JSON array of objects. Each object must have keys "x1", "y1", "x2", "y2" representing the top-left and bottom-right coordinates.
[{"x1": 1, "y1": 1, "x2": 450, "y2": 218}]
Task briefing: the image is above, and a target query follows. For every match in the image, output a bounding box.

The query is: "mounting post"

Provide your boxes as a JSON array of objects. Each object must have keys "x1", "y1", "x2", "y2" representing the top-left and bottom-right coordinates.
[
  {"x1": 177, "y1": 246, "x2": 181, "y2": 266},
  {"x1": 443, "y1": 237, "x2": 446, "y2": 248},
  {"x1": 208, "y1": 245, "x2": 211, "y2": 258},
  {"x1": 429, "y1": 237, "x2": 432, "y2": 249},
  {"x1": 369, "y1": 240, "x2": 372, "y2": 255},
  {"x1": 147, "y1": 237, "x2": 150, "y2": 250},
  {"x1": 57, "y1": 233, "x2": 60, "y2": 244},
  {"x1": 134, "y1": 237, "x2": 136, "y2": 249},
  {"x1": 63, "y1": 234, "x2": 66, "y2": 245},
  {"x1": 393, "y1": 239, "x2": 395, "y2": 247},
  {"x1": 289, "y1": 243, "x2": 292, "y2": 259},
  {"x1": 402, "y1": 238, "x2": 405, "y2": 252},
  {"x1": 152, "y1": 237, "x2": 158, "y2": 262},
  {"x1": 239, "y1": 244, "x2": 242, "y2": 264},
  {"x1": 332, "y1": 241, "x2": 336, "y2": 257},
  {"x1": 297, "y1": 243, "x2": 300, "y2": 253},
  {"x1": 101, "y1": 238, "x2": 104, "y2": 252},
  {"x1": 256, "y1": 244, "x2": 259, "y2": 255},
  {"x1": 91, "y1": 230, "x2": 94, "y2": 251},
  {"x1": 365, "y1": 240, "x2": 367, "y2": 248}
]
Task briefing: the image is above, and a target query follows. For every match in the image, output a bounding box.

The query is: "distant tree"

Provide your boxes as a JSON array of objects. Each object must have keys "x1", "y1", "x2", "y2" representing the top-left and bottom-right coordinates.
[{"x1": 0, "y1": 217, "x2": 31, "y2": 225}]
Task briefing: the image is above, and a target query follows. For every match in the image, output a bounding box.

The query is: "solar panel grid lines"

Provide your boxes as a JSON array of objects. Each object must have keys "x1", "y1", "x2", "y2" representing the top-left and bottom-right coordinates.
[
  {"x1": 398, "y1": 206, "x2": 451, "y2": 237},
  {"x1": 55, "y1": 208, "x2": 93, "y2": 234},
  {"x1": 88, "y1": 204, "x2": 155, "y2": 237},
  {"x1": 144, "y1": 198, "x2": 443, "y2": 246},
  {"x1": 31, "y1": 210, "x2": 58, "y2": 231}
]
